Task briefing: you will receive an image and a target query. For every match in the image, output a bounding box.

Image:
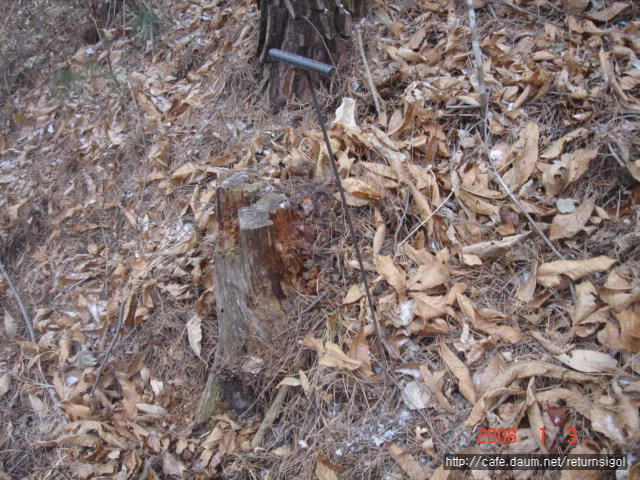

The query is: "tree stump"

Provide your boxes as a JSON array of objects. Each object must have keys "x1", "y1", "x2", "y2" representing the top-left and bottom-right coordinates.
[
  {"x1": 196, "y1": 172, "x2": 307, "y2": 420},
  {"x1": 256, "y1": 0, "x2": 366, "y2": 105}
]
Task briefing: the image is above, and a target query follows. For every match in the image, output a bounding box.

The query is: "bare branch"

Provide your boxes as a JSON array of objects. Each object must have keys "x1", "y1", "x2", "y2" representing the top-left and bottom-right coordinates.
[
  {"x1": 251, "y1": 385, "x2": 290, "y2": 450},
  {"x1": 0, "y1": 260, "x2": 36, "y2": 342},
  {"x1": 465, "y1": 0, "x2": 573, "y2": 295},
  {"x1": 354, "y1": 22, "x2": 381, "y2": 117},
  {"x1": 90, "y1": 287, "x2": 130, "y2": 396}
]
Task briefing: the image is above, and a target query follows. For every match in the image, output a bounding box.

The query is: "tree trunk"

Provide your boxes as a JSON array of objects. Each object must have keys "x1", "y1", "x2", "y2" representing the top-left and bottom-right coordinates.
[
  {"x1": 196, "y1": 172, "x2": 310, "y2": 421},
  {"x1": 256, "y1": 0, "x2": 365, "y2": 106}
]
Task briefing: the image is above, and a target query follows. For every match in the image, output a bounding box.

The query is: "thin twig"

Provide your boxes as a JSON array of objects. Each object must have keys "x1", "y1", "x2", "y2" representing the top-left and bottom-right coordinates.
[
  {"x1": 445, "y1": 104, "x2": 482, "y2": 110},
  {"x1": 301, "y1": 16, "x2": 336, "y2": 70},
  {"x1": 487, "y1": 164, "x2": 566, "y2": 260},
  {"x1": 0, "y1": 259, "x2": 36, "y2": 342},
  {"x1": 251, "y1": 384, "x2": 290, "y2": 450},
  {"x1": 0, "y1": 263, "x2": 62, "y2": 411},
  {"x1": 1, "y1": 364, "x2": 60, "y2": 412},
  {"x1": 90, "y1": 288, "x2": 129, "y2": 396},
  {"x1": 124, "y1": 76, "x2": 151, "y2": 252},
  {"x1": 466, "y1": 0, "x2": 575, "y2": 301},
  {"x1": 466, "y1": 0, "x2": 562, "y2": 258},
  {"x1": 467, "y1": 0, "x2": 488, "y2": 119},
  {"x1": 0, "y1": 368, "x2": 58, "y2": 390},
  {"x1": 396, "y1": 192, "x2": 454, "y2": 254},
  {"x1": 53, "y1": 276, "x2": 93, "y2": 300},
  {"x1": 354, "y1": 22, "x2": 381, "y2": 116},
  {"x1": 393, "y1": 188, "x2": 410, "y2": 252},
  {"x1": 607, "y1": 142, "x2": 627, "y2": 168}
]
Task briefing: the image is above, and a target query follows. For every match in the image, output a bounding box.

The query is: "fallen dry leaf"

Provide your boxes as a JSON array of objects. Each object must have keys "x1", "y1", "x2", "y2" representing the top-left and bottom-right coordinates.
[
  {"x1": 300, "y1": 336, "x2": 362, "y2": 371},
  {"x1": 540, "y1": 128, "x2": 588, "y2": 159},
  {"x1": 526, "y1": 380, "x2": 547, "y2": 452},
  {"x1": 571, "y1": 281, "x2": 610, "y2": 337},
  {"x1": 342, "y1": 283, "x2": 364, "y2": 304},
  {"x1": 410, "y1": 292, "x2": 450, "y2": 321},
  {"x1": 549, "y1": 197, "x2": 595, "y2": 240},
  {"x1": 373, "y1": 209, "x2": 386, "y2": 257},
  {"x1": 466, "y1": 361, "x2": 592, "y2": 426},
  {"x1": 387, "y1": 442, "x2": 429, "y2": 480},
  {"x1": 562, "y1": 0, "x2": 589, "y2": 13},
  {"x1": 429, "y1": 465, "x2": 450, "y2": 480},
  {"x1": 341, "y1": 177, "x2": 382, "y2": 201},
  {"x1": 407, "y1": 262, "x2": 449, "y2": 291},
  {"x1": 537, "y1": 256, "x2": 616, "y2": 288},
  {"x1": 590, "y1": 407, "x2": 627, "y2": 443},
  {"x1": 617, "y1": 308, "x2": 640, "y2": 353},
  {"x1": 503, "y1": 122, "x2": 539, "y2": 189},
  {"x1": 455, "y1": 186, "x2": 499, "y2": 216},
  {"x1": 276, "y1": 377, "x2": 301, "y2": 388},
  {"x1": 408, "y1": 183, "x2": 434, "y2": 230},
  {"x1": 560, "y1": 441, "x2": 603, "y2": 480},
  {"x1": 402, "y1": 381, "x2": 432, "y2": 410},
  {"x1": 440, "y1": 342, "x2": 476, "y2": 404},
  {"x1": 4, "y1": 309, "x2": 18, "y2": 339},
  {"x1": 186, "y1": 315, "x2": 202, "y2": 358},
  {"x1": 315, "y1": 453, "x2": 341, "y2": 480},
  {"x1": 600, "y1": 270, "x2": 640, "y2": 312},
  {"x1": 374, "y1": 255, "x2": 406, "y2": 298},
  {"x1": 517, "y1": 269, "x2": 537, "y2": 303},
  {"x1": 542, "y1": 149, "x2": 598, "y2": 194},
  {"x1": 614, "y1": 381, "x2": 640, "y2": 432},
  {"x1": 587, "y1": 2, "x2": 630, "y2": 21},
  {"x1": 472, "y1": 354, "x2": 506, "y2": 398},
  {"x1": 136, "y1": 403, "x2": 168, "y2": 416},
  {"x1": 332, "y1": 97, "x2": 358, "y2": 130},
  {"x1": 0, "y1": 373, "x2": 11, "y2": 398},
  {"x1": 420, "y1": 364, "x2": 452, "y2": 412},
  {"x1": 347, "y1": 326, "x2": 373, "y2": 377},
  {"x1": 474, "y1": 315, "x2": 524, "y2": 344},
  {"x1": 556, "y1": 349, "x2": 618, "y2": 373},
  {"x1": 162, "y1": 452, "x2": 186, "y2": 476},
  {"x1": 462, "y1": 232, "x2": 531, "y2": 258}
]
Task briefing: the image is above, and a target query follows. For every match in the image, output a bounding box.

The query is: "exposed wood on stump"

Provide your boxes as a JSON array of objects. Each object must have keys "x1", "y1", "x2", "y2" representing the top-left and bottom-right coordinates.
[
  {"x1": 196, "y1": 172, "x2": 306, "y2": 421},
  {"x1": 215, "y1": 174, "x2": 298, "y2": 359},
  {"x1": 256, "y1": 0, "x2": 365, "y2": 105}
]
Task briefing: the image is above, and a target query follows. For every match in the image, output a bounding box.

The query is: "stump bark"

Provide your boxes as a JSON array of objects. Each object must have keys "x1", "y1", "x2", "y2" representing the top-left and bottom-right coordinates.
[{"x1": 196, "y1": 172, "x2": 305, "y2": 420}]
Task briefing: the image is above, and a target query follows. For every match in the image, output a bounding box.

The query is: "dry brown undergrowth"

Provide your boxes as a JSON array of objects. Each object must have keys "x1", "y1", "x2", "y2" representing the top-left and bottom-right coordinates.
[{"x1": 1, "y1": 0, "x2": 639, "y2": 479}]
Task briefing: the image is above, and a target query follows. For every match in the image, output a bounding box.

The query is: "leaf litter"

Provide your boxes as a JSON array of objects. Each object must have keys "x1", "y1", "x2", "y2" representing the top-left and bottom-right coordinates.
[{"x1": 1, "y1": 0, "x2": 640, "y2": 478}]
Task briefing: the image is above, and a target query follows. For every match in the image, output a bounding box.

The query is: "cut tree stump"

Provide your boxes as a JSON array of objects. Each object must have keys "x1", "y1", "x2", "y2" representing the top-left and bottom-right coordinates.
[{"x1": 196, "y1": 171, "x2": 308, "y2": 421}]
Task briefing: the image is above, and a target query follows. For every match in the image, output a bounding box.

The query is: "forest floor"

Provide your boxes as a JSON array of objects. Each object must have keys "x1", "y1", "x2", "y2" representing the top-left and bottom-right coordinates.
[{"x1": 1, "y1": 0, "x2": 639, "y2": 478}]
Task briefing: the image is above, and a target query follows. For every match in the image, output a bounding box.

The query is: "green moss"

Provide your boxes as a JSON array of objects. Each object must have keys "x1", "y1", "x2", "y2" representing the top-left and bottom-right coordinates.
[
  {"x1": 195, "y1": 376, "x2": 223, "y2": 423},
  {"x1": 220, "y1": 247, "x2": 239, "y2": 259},
  {"x1": 53, "y1": 68, "x2": 80, "y2": 96},
  {"x1": 231, "y1": 181, "x2": 267, "y2": 193},
  {"x1": 133, "y1": 6, "x2": 160, "y2": 38}
]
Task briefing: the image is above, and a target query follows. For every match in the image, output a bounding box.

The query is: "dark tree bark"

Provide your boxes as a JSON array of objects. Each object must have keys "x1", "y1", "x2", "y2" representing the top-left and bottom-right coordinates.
[{"x1": 256, "y1": 0, "x2": 365, "y2": 106}]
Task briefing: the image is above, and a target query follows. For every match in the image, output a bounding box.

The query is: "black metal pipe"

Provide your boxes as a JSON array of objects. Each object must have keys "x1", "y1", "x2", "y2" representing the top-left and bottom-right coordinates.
[
  {"x1": 268, "y1": 49, "x2": 335, "y2": 77},
  {"x1": 304, "y1": 71, "x2": 389, "y2": 381}
]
